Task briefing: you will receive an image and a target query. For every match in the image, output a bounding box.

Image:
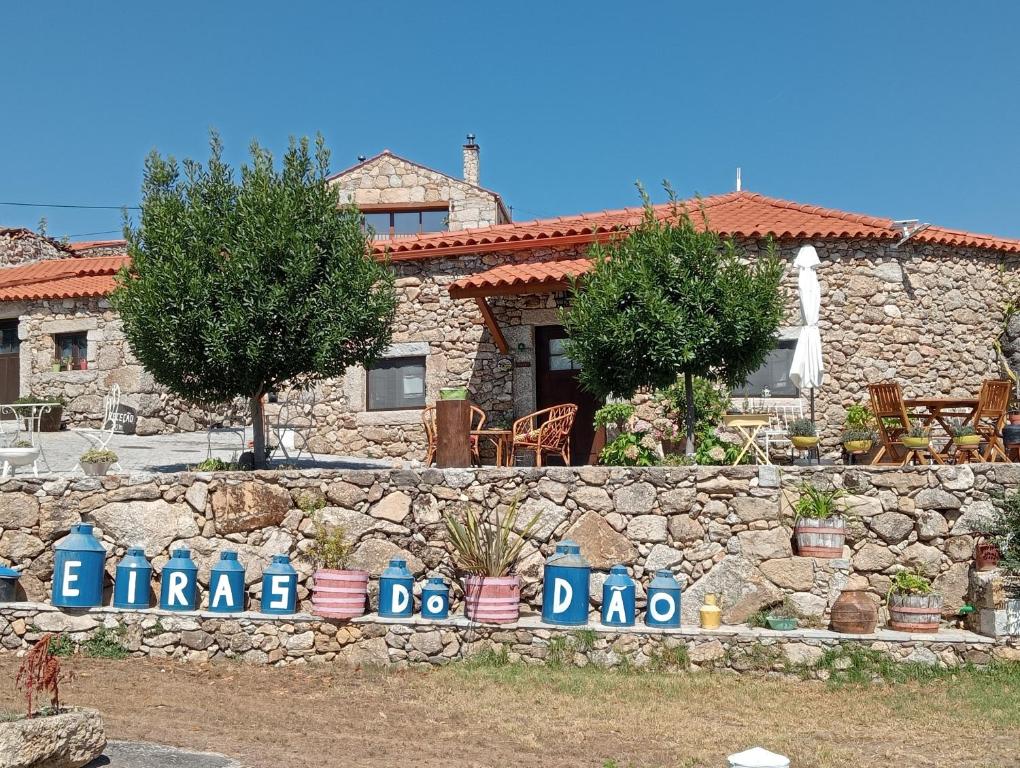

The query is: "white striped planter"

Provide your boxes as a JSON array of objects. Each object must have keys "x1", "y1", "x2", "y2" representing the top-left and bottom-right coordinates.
[
  {"x1": 463, "y1": 575, "x2": 520, "y2": 624},
  {"x1": 311, "y1": 568, "x2": 368, "y2": 619},
  {"x1": 794, "y1": 516, "x2": 846, "y2": 558},
  {"x1": 888, "y1": 593, "x2": 943, "y2": 633}
]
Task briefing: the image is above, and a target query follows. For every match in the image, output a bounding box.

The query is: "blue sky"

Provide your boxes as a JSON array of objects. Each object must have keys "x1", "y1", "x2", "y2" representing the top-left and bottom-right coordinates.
[{"x1": 2, "y1": 1, "x2": 1018, "y2": 240}]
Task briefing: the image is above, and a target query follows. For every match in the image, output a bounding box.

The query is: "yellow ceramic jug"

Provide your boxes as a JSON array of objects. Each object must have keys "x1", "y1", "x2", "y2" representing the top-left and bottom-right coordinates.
[{"x1": 700, "y1": 593, "x2": 722, "y2": 629}]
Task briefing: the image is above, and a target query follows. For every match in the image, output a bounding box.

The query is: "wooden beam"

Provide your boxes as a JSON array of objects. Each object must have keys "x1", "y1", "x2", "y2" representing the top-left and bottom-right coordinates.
[{"x1": 475, "y1": 297, "x2": 509, "y2": 354}]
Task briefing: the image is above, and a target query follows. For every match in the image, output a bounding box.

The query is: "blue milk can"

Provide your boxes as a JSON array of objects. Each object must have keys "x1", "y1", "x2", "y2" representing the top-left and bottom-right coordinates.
[
  {"x1": 645, "y1": 569, "x2": 682, "y2": 628},
  {"x1": 420, "y1": 576, "x2": 450, "y2": 620},
  {"x1": 0, "y1": 566, "x2": 21, "y2": 603},
  {"x1": 53, "y1": 523, "x2": 106, "y2": 608},
  {"x1": 601, "y1": 564, "x2": 636, "y2": 627},
  {"x1": 378, "y1": 558, "x2": 414, "y2": 618},
  {"x1": 260, "y1": 554, "x2": 298, "y2": 615},
  {"x1": 541, "y1": 540, "x2": 591, "y2": 626},
  {"x1": 208, "y1": 551, "x2": 246, "y2": 613},
  {"x1": 159, "y1": 548, "x2": 198, "y2": 611},
  {"x1": 113, "y1": 548, "x2": 152, "y2": 609}
]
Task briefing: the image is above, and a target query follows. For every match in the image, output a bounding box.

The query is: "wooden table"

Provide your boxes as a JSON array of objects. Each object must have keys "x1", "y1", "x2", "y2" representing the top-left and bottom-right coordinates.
[
  {"x1": 471, "y1": 428, "x2": 513, "y2": 467},
  {"x1": 722, "y1": 414, "x2": 771, "y2": 465},
  {"x1": 903, "y1": 397, "x2": 979, "y2": 460}
]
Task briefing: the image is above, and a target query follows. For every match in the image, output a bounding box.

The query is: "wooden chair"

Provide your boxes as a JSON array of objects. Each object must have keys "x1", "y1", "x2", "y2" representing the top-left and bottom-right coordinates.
[
  {"x1": 868, "y1": 382, "x2": 911, "y2": 465},
  {"x1": 511, "y1": 404, "x2": 578, "y2": 467},
  {"x1": 974, "y1": 379, "x2": 1011, "y2": 462},
  {"x1": 422, "y1": 404, "x2": 486, "y2": 466}
]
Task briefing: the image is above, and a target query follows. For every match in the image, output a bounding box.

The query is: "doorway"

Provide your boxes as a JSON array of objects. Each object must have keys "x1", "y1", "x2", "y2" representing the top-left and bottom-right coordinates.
[
  {"x1": 0, "y1": 320, "x2": 19, "y2": 404},
  {"x1": 534, "y1": 325, "x2": 601, "y2": 465}
]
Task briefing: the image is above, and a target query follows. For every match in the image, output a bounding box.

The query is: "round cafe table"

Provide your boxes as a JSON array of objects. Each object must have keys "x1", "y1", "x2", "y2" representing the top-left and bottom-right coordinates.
[{"x1": 471, "y1": 428, "x2": 513, "y2": 467}]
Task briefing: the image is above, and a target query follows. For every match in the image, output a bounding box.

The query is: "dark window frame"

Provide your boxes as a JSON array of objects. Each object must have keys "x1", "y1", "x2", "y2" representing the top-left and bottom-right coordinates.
[
  {"x1": 53, "y1": 331, "x2": 88, "y2": 368},
  {"x1": 732, "y1": 338, "x2": 799, "y2": 397},
  {"x1": 365, "y1": 355, "x2": 427, "y2": 412},
  {"x1": 361, "y1": 205, "x2": 449, "y2": 238}
]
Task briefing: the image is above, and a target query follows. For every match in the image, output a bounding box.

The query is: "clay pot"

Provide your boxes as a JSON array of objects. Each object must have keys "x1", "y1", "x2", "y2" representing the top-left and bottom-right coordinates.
[
  {"x1": 888, "y1": 593, "x2": 943, "y2": 633},
  {"x1": 1009, "y1": 413, "x2": 1020, "y2": 426},
  {"x1": 975, "y1": 540, "x2": 1001, "y2": 572},
  {"x1": 794, "y1": 516, "x2": 846, "y2": 558},
  {"x1": 830, "y1": 590, "x2": 878, "y2": 634},
  {"x1": 311, "y1": 568, "x2": 368, "y2": 619},
  {"x1": 843, "y1": 440, "x2": 872, "y2": 454},
  {"x1": 463, "y1": 574, "x2": 520, "y2": 624}
]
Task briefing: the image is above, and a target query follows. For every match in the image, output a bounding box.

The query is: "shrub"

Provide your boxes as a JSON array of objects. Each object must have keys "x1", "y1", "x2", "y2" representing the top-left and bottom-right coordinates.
[
  {"x1": 888, "y1": 569, "x2": 934, "y2": 598},
  {"x1": 844, "y1": 403, "x2": 873, "y2": 430},
  {"x1": 982, "y1": 491, "x2": 1020, "y2": 574},
  {"x1": 80, "y1": 448, "x2": 117, "y2": 464},
  {"x1": 841, "y1": 428, "x2": 874, "y2": 443},
  {"x1": 600, "y1": 432, "x2": 658, "y2": 466},
  {"x1": 308, "y1": 517, "x2": 352, "y2": 571},
  {"x1": 788, "y1": 418, "x2": 816, "y2": 437},
  {"x1": 792, "y1": 482, "x2": 846, "y2": 520},
  {"x1": 16, "y1": 635, "x2": 67, "y2": 717},
  {"x1": 593, "y1": 403, "x2": 636, "y2": 431}
]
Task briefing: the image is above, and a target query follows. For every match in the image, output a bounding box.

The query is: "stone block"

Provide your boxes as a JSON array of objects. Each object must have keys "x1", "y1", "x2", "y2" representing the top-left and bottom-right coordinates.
[
  {"x1": 85, "y1": 500, "x2": 198, "y2": 556},
  {"x1": 211, "y1": 482, "x2": 292, "y2": 534},
  {"x1": 564, "y1": 511, "x2": 637, "y2": 568}
]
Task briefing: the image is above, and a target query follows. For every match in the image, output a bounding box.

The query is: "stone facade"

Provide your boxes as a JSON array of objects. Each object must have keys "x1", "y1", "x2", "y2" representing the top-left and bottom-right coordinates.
[
  {"x1": 0, "y1": 465, "x2": 1016, "y2": 631},
  {"x1": 0, "y1": 228, "x2": 71, "y2": 267}
]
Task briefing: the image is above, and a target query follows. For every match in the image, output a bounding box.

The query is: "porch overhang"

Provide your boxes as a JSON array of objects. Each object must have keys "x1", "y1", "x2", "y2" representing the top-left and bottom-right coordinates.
[{"x1": 448, "y1": 258, "x2": 592, "y2": 354}]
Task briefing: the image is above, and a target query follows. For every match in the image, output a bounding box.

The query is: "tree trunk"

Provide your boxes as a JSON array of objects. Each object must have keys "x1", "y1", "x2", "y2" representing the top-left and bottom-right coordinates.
[
  {"x1": 684, "y1": 371, "x2": 696, "y2": 456},
  {"x1": 250, "y1": 394, "x2": 266, "y2": 468}
]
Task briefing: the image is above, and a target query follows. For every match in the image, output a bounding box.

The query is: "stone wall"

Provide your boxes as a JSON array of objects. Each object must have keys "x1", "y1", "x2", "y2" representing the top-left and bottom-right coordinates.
[
  {"x1": 0, "y1": 465, "x2": 1012, "y2": 628},
  {"x1": 0, "y1": 228, "x2": 71, "y2": 267}
]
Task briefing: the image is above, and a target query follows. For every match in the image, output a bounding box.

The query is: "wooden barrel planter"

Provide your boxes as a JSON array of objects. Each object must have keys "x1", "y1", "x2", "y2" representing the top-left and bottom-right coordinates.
[
  {"x1": 794, "y1": 516, "x2": 846, "y2": 558},
  {"x1": 888, "y1": 593, "x2": 943, "y2": 633},
  {"x1": 463, "y1": 574, "x2": 520, "y2": 624},
  {"x1": 311, "y1": 568, "x2": 368, "y2": 619},
  {"x1": 830, "y1": 590, "x2": 878, "y2": 634}
]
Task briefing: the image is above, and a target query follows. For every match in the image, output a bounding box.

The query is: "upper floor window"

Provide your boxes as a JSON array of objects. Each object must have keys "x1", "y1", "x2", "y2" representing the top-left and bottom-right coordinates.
[
  {"x1": 362, "y1": 207, "x2": 448, "y2": 239},
  {"x1": 732, "y1": 338, "x2": 798, "y2": 398}
]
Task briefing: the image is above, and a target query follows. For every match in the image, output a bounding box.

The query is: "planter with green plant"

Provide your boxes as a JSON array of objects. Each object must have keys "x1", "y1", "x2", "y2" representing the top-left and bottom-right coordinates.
[
  {"x1": 887, "y1": 569, "x2": 942, "y2": 633},
  {"x1": 788, "y1": 418, "x2": 818, "y2": 450},
  {"x1": 439, "y1": 386, "x2": 468, "y2": 401},
  {"x1": 791, "y1": 482, "x2": 846, "y2": 558},
  {"x1": 307, "y1": 505, "x2": 366, "y2": 619},
  {"x1": 766, "y1": 601, "x2": 798, "y2": 631},
  {"x1": 841, "y1": 403, "x2": 874, "y2": 454},
  {"x1": 445, "y1": 500, "x2": 537, "y2": 624},
  {"x1": 902, "y1": 422, "x2": 930, "y2": 449},
  {"x1": 80, "y1": 449, "x2": 117, "y2": 477},
  {"x1": 951, "y1": 423, "x2": 981, "y2": 449}
]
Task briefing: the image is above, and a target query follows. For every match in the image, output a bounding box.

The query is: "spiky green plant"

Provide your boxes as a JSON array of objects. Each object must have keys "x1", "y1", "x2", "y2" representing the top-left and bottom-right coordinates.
[
  {"x1": 444, "y1": 501, "x2": 538, "y2": 577},
  {"x1": 793, "y1": 483, "x2": 846, "y2": 520}
]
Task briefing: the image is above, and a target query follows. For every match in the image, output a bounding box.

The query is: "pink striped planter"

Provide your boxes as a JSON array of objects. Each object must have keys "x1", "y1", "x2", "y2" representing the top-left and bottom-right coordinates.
[
  {"x1": 311, "y1": 568, "x2": 368, "y2": 619},
  {"x1": 463, "y1": 575, "x2": 520, "y2": 624}
]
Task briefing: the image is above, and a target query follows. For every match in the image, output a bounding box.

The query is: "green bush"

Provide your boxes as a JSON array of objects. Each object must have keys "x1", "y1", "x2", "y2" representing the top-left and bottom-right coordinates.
[{"x1": 599, "y1": 432, "x2": 658, "y2": 466}]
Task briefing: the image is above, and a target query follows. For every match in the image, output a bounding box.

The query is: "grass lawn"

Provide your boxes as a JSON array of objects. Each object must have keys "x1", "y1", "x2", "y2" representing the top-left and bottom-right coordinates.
[{"x1": 1, "y1": 653, "x2": 1018, "y2": 767}]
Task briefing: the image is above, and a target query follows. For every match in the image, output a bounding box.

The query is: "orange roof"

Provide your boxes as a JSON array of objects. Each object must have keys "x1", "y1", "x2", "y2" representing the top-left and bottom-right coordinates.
[
  {"x1": 69, "y1": 238, "x2": 127, "y2": 252},
  {"x1": 0, "y1": 255, "x2": 128, "y2": 301},
  {"x1": 449, "y1": 258, "x2": 591, "y2": 298},
  {"x1": 375, "y1": 191, "x2": 1020, "y2": 260}
]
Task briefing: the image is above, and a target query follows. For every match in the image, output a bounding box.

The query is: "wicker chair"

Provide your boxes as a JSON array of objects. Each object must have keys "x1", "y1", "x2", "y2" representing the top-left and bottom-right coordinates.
[
  {"x1": 511, "y1": 404, "x2": 578, "y2": 467},
  {"x1": 422, "y1": 404, "x2": 486, "y2": 466},
  {"x1": 973, "y1": 379, "x2": 1011, "y2": 462},
  {"x1": 868, "y1": 381, "x2": 911, "y2": 465}
]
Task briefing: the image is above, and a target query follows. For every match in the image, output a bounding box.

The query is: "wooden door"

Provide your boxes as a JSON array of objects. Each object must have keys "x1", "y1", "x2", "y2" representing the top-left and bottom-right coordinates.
[
  {"x1": 0, "y1": 320, "x2": 19, "y2": 404},
  {"x1": 535, "y1": 325, "x2": 601, "y2": 465}
]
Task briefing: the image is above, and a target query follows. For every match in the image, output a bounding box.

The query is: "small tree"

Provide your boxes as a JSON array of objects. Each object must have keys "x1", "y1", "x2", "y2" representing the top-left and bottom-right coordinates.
[
  {"x1": 114, "y1": 133, "x2": 397, "y2": 465},
  {"x1": 564, "y1": 187, "x2": 786, "y2": 454}
]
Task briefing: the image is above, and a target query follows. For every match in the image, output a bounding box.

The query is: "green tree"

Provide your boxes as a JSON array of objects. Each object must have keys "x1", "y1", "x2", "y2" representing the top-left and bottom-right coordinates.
[
  {"x1": 113, "y1": 133, "x2": 397, "y2": 466},
  {"x1": 563, "y1": 187, "x2": 786, "y2": 454}
]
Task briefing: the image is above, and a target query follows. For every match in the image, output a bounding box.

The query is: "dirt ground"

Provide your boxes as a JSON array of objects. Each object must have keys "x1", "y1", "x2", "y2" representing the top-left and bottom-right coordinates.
[{"x1": 1, "y1": 657, "x2": 1018, "y2": 768}]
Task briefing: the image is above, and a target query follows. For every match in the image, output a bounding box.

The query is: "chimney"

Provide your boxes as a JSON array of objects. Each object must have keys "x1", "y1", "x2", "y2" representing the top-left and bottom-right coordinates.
[{"x1": 462, "y1": 133, "x2": 479, "y2": 185}]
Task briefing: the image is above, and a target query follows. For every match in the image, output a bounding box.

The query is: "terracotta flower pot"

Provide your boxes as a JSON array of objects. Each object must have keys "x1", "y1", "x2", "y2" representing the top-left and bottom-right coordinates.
[
  {"x1": 311, "y1": 568, "x2": 368, "y2": 619},
  {"x1": 888, "y1": 593, "x2": 943, "y2": 633},
  {"x1": 463, "y1": 574, "x2": 520, "y2": 624},
  {"x1": 830, "y1": 590, "x2": 878, "y2": 634},
  {"x1": 794, "y1": 516, "x2": 846, "y2": 558},
  {"x1": 975, "y1": 540, "x2": 1001, "y2": 572}
]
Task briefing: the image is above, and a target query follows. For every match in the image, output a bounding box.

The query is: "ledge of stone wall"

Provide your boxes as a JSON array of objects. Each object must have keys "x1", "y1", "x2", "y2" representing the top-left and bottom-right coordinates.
[
  {"x1": 1, "y1": 604, "x2": 1016, "y2": 673},
  {"x1": 1, "y1": 464, "x2": 1016, "y2": 629}
]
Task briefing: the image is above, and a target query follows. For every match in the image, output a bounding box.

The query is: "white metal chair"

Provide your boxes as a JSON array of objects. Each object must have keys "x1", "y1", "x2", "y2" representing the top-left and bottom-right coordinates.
[
  {"x1": 268, "y1": 387, "x2": 318, "y2": 463},
  {"x1": 754, "y1": 400, "x2": 806, "y2": 458},
  {"x1": 73, "y1": 384, "x2": 126, "y2": 473}
]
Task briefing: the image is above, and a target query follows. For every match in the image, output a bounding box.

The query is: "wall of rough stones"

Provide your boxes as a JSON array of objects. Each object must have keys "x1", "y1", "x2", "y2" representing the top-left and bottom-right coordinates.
[
  {"x1": 0, "y1": 465, "x2": 1011, "y2": 626},
  {"x1": 0, "y1": 228, "x2": 71, "y2": 267}
]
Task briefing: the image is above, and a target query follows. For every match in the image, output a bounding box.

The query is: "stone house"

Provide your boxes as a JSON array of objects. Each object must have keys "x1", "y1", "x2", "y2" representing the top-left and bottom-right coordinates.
[{"x1": 1, "y1": 141, "x2": 1019, "y2": 459}]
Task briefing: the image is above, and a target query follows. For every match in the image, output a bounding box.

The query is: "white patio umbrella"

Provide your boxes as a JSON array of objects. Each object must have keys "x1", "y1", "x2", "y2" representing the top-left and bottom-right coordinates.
[{"x1": 789, "y1": 245, "x2": 824, "y2": 423}]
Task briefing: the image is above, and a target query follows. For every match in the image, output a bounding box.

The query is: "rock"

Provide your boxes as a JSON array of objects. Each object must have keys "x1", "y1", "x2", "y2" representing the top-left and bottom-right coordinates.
[
  {"x1": 347, "y1": 539, "x2": 424, "y2": 575},
  {"x1": 0, "y1": 707, "x2": 106, "y2": 768},
  {"x1": 843, "y1": 495, "x2": 883, "y2": 518},
  {"x1": 688, "y1": 639, "x2": 725, "y2": 663},
  {"x1": 945, "y1": 536, "x2": 975, "y2": 561},
  {"x1": 852, "y1": 543, "x2": 896, "y2": 572},
  {"x1": 644, "y1": 544, "x2": 685, "y2": 573},
  {"x1": 211, "y1": 482, "x2": 292, "y2": 534},
  {"x1": 37, "y1": 502, "x2": 81, "y2": 541},
  {"x1": 537, "y1": 479, "x2": 569, "y2": 504},
  {"x1": 757, "y1": 465, "x2": 781, "y2": 488},
  {"x1": 901, "y1": 543, "x2": 943, "y2": 577},
  {"x1": 370, "y1": 491, "x2": 411, "y2": 523},
  {"x1": 736, "y1": 528, "x2": 792, "y2": 560},
  {"x1": 326, "y1": 481, "x2": 367, "y2": 508},
  {"x1": 33, "y1": 612, "x2": 98, "y2": 633},
  {"x1": 571, "y1": 487, "x2": 613, "y2": 512},
  {"x1": 180, "y1": 630, "x2": 214, "y2": 650},
  {"x1": 659, "y1": 487, "x2": 696, "y2": 514},
  {"x1": 869, "y1": 512, "x2": 914, "y2": 542},
  {"x1": 729, "y1": 496, "x2": 773, "y2": 523},
  {"x1": 410, "y1": 630, "x2": 444, "y2": 656},
  {"x1": 317, "y1": 508, "x2": 379, "y2": 541},
  {"x1": 0, "y1": 495, "x2": 39, "y2": 529},
  {"x1": 681, "y1": 555, "x2": 783, "y2": 624},
  {"x1": 286, "y1": 631, "x2": 315, "y2": 651},
  {"x1": 668, "y1": 514, "x2": 704, "y2": 544},
  {"x1": 337, "y1": 637, "x2": 390, "y2": 667},
  {"x1": 184, "y1": 482, "x2": 209, "y2": 512},
  {"x1": 782, "y1": 642, "x2": 824, "y2": 666},
  {"x1": 516, "y1": 497, "x2": 567, "y2": 542},
  {"x1": 0, "y1": 531, "x2": 45, "y2": 562},
  {"x1": 85, "y1": 500, "x2": 198, "y2": 556},
  {"x1": 906, "y1": 647, "x2": 939, "y2": 666},
  {"x1": 938, "y1": 465, "x2": 975, "y2": 491},
  {"x1": 759, "y1": 558, "x2": 815, "y2": 591},
  {"x1": 787, "y1": 592, "x2": 827, "y2": 618},
  {"x1": 626, "y1": 515, "x2": 668, "y2": 543},
  {"x1": 564, "y1": 511, "x2": 637, "y2": 568},
  {"x1": 914, "y1": 489, "x2": 962, "y2": 511},
  {"x1": 951, "y1": 501, "x2": 995, "y2": 535},
  {"x1": 614, "y1": 482, "x2": 656, "y2": 515},
  {"x1": 934, "y1": 562, "x2": 970, "y2": 614},
  {"x1": 916, "y1": 511, "x2": 949, "y2": 541}
]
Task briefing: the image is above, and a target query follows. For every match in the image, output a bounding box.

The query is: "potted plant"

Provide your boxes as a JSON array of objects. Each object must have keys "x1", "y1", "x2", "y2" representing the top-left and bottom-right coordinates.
[
  {"x1": 308, "y1": 515, "x2": 367, "y2": 619},
  {"x1": 791, "y1": 482, "x2": 847, "y2": 558},
  {"x1": 887, "y1": 569, "x2": 942, "y2": 633},
  {"x1": 951, "y1": 423, "x2": 981, "y2": 449},
  {"x1": 841, "y1": 404, "x2": 875, "y2": 454},
  {"x1": 75, "y1": 358, "x2": 88, "y2": 371},
  {"x1": 60, "y1": 355, "x2": 73, "y2": 372},
  {"x1": 50, "y1": 360, "x2": 61, "y2": 373},
  {"x1": 902, "y1": 421, "x2": 930, "y2": 449},
  {"x1": 765, "y1": 600, "x2": 798, "y2": 631},
  {"x1": 788, "y1": 418, "x2": 818, "y2": 450},
  {"x1": 445, "y1": 500, "x2": 537, "y2": 624},
  {"x1": 79, "y1": 448, "x2": 117, "y2": 476},
  {"x1": 439, "y1": 386, "x2": 469, "y2": 400}
]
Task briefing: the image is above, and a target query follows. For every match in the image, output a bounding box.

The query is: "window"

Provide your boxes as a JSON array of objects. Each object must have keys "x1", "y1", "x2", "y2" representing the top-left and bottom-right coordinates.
[
  {"x1": 366, "y1": 356, "x2": 426, "y2": 411},
  {"x1": 0, "y1": 322, "x2": 19, "y2": 355},
  {"x1": 547, "y1": 337, "x2": 580, "y2": 371},
  {"x1": 362, "y1": 208, "x2": 449, "y2": 238},
  {"x1": 54, "y1": 332, "x2": 88, "y2": 370},
  {"x1": 732, "y1": 338, "x2": 798, "y2": 397}
]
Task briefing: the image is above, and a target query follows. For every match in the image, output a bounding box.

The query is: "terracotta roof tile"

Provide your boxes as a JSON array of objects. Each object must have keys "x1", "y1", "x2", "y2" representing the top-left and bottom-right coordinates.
[
  {"x1": 449, "y1": 258, "x2": 591, "y2": 297},
  {"x1": 0, "y1": 255, "x2": 128, "y2": 301},
  {"x1": 68, "y1": 238, "x2": 127, "y2": 252},
  {"x1": 374, "y1": 191, "x2": 1020, "y2": 259}
]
